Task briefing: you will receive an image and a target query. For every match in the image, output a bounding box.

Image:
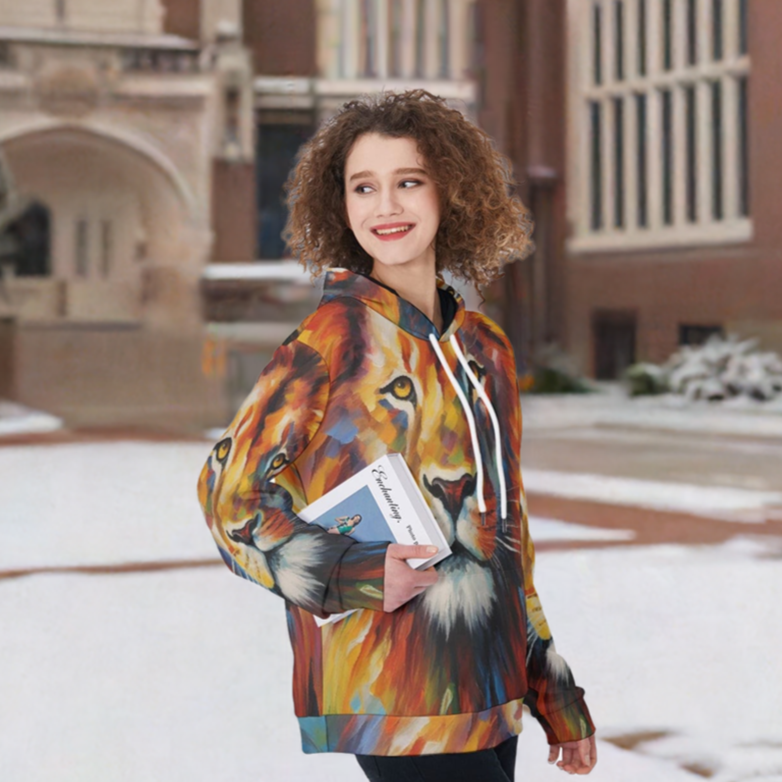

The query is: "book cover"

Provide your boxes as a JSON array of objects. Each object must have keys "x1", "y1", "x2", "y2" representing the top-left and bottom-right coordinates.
[{"x1": 297, "y1": 453, "x2": 451, "y2": 625}]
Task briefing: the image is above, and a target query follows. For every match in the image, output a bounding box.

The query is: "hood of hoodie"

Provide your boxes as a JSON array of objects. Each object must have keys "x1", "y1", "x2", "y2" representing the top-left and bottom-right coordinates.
[{"x1": 319, "y1": 267, "x2": 467, "y2": 342}]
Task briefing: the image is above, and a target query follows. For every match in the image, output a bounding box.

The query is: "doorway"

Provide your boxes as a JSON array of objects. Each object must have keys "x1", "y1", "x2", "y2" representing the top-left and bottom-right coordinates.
[{"x1": 592, "y1": 309, "x2": 637, "y2": 379}]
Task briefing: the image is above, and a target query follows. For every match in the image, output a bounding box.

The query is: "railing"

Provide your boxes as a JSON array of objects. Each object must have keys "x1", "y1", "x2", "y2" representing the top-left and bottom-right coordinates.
[{"x1": 119, "y1": 48, "x2": 201, "y2": 74}]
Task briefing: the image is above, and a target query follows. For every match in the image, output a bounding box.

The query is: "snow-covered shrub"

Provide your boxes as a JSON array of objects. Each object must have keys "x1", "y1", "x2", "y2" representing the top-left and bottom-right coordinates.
[
  {"x1": 623, "y1": 333, "x2": 782, "y2": 401},
  {"x1": 529, "y1": 343, "x2": 593, "y2": 394},
  {"x1": 625, "y1": 362, "x2": 669, "y2": 396}
]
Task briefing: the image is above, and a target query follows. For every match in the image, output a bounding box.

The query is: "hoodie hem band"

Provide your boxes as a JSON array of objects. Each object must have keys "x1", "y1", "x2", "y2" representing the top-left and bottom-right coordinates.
[{"x1": 298, "y1": 697, "x2": 526, "y2": 755}]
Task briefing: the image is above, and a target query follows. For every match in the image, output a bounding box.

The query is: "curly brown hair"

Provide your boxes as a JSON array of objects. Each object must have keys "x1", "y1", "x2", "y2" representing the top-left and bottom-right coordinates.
[{"x1": 283, "y1": 89, "x2": 534, "y2": 289}]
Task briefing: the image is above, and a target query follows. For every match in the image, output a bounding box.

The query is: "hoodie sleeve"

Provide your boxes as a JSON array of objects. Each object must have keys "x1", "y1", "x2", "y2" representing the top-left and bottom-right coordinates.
[
  {"x1": 516, "y1": 383, "x2": 596, "y2": 745},
  {"x1": 197, "y1": 336, "x2": 390, "y2": 618}
]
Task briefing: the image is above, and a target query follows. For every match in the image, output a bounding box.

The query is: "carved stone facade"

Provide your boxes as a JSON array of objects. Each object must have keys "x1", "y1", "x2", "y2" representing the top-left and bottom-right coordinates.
[
  {"x1": 0, "y1": 0, "x2": 480, "y2": 427},
  {"x1": 0, "y1": 1, "x2": 253, "y2": 428}
]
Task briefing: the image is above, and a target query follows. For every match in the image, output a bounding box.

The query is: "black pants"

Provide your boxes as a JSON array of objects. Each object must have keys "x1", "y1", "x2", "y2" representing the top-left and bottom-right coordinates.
[{"x1": 355, "y1": 735, "x2": 518, "y2": 782}]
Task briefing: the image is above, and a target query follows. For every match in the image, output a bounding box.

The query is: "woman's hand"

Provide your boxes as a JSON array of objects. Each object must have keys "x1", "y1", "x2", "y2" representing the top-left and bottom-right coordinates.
[
  {"x1": 382, "y1": 544, "x2": 439, "y2": 612},
  {"x1": 548, "y1": 734, "x2": 597, "y2": 774}
]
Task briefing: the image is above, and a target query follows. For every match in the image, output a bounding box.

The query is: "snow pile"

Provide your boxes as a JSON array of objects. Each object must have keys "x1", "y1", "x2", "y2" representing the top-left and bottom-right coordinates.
[
  {"x1": 626, "y1": 334, "x2": 782, "y2": 402},
  {"x1": 529, "y1": 343, "x2": 594, "y2": 395},
  {"x1": 0, "y1": 400, "x2": 63, "y2": 436}
]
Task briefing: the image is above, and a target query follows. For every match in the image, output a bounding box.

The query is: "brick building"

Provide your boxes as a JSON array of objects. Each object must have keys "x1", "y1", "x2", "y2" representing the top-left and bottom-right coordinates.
[{"x1": 481, "y1": 0, "x2": 779, "y2": 381}]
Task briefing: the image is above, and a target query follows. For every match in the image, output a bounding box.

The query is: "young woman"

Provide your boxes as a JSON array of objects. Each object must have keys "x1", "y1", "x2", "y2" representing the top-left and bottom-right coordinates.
[{"x1": 197, "y1": 90, "x2": 596, "y2": 781}]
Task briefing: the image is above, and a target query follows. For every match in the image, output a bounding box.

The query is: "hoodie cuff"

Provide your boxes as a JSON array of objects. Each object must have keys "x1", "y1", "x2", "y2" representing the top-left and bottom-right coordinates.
[
  {"x1": 322, "y1": 541, "x2": 390, "y2": 614},
  {"x1": 536, "y1": 692, "x2": 596, "y2": 746}
]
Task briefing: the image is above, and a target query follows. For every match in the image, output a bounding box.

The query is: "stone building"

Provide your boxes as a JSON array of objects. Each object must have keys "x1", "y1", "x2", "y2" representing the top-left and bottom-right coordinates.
[
  {"x1": 0, "y1": 0, "x2": 484, "y2": 428},
  {"x1": 0, "y1": 0, "x2": 253, "y2": 428}
]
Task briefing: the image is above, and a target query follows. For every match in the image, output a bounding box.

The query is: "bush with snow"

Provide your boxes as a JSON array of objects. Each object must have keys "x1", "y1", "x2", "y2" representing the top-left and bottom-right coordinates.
[
  {"x1": 529, "y1": 342, "x2": 594, "y2": 394},
  {"x1": 624, "y1": 333, "x2": 782, "y2": 402}
]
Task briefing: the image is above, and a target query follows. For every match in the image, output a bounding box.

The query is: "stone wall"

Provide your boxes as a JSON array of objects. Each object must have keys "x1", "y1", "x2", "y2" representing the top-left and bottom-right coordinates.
[{"x1": 13, "y1": 323, "x2": 226, "y2": 430}]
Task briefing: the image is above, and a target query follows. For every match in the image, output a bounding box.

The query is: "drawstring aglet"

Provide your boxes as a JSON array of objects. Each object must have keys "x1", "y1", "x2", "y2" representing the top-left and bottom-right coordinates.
[{"x1": 480, "y1": 511, "x2": 486, "y2": 527}]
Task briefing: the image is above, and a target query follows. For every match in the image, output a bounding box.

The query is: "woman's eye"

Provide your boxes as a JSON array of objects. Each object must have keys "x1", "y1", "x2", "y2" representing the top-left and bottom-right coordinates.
[
  {"x1": 380, "y1": 375, "x2": 417, "y2": 405},
  {"x1": 353, "y1": 180, "x2": 422, "y2": 194}
]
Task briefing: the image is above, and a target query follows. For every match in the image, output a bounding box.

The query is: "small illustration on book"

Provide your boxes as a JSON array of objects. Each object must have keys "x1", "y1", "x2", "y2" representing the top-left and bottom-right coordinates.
[{"x1": 327, "y1": 513, "x2": 363, "y2": 535}]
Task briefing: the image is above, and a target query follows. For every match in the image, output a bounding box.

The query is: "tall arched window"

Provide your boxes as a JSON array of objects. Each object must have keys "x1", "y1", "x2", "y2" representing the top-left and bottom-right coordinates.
[
  {"x1": 390, "y1": 0, "x2": 404, "y2": 77},
  {"x1": 414, "y1": 0, "x2": 426, "y2": 77},
  {"x1": 438, "y1": 0, "x2": 450, "y2": 77},
  {"x1": 360, "y1": 0, "x2": 378, "y2": 77}
]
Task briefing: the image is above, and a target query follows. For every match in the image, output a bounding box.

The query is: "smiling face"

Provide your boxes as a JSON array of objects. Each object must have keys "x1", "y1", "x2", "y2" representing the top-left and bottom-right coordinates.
[{"x1": 344, "y1": 133, "x2": 441, "y2": 274}]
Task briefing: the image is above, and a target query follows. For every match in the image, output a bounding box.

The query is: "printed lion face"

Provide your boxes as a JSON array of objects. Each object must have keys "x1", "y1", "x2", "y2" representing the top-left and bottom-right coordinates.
[
  {"x1": 300, "y1": 307, "x2": 523, "y2": 640},
  {"x1": 199, "y1": 338, "x2": 331, "y2": 600}
]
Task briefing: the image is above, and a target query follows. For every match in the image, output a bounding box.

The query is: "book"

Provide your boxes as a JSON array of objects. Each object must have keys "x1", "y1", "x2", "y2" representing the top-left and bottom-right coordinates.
[{"x1": 297, "y1": 452, "x2": 452, "y2": 626}]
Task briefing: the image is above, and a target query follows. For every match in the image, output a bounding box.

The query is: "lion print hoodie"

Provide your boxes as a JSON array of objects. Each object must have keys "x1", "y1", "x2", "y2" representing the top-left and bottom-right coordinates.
[{"x1": 197, "y1": 267, "x2": 595, "y2": 756}]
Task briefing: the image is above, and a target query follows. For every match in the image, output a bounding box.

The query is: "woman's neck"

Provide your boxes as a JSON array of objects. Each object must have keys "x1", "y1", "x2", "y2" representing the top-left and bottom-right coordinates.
[{"x1": 369, "y1": 261, "x2": 443, "y2": 333}]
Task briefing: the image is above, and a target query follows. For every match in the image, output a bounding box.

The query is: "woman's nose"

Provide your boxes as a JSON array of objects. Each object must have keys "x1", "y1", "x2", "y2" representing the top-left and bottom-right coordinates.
[{"x1": 376, "y1": 186, "x2": 402, "y2": 216}]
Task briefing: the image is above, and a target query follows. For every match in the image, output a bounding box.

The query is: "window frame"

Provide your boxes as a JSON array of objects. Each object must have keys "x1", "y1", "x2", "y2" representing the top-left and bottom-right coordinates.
[{"x1": 567, "y1": 0, "x2": 752, "y2": 253}]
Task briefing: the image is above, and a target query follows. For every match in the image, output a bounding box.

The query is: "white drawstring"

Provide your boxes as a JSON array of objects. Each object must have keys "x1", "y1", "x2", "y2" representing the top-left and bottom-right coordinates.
[
  {"x1": 449, "y1": 335, "x2": 508, "y2": 525},
  {"x1": 428, "y1": 334, "x2": 487, "y2": 519},
  {"x1": 428, "y1": 332, "x2": 508, "y2": 529}
]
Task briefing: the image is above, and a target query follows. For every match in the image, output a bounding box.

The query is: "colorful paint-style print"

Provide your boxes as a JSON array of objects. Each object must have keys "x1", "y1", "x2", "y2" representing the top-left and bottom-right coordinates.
[{"x1": 197, "y1": 268, "x2": 595, "y2": 755}]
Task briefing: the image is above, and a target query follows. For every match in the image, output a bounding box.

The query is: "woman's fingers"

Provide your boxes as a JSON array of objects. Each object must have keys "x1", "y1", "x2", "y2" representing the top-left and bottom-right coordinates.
[
  {"x1": 554, "y1": 737, "x2": 597, "y2": 775},
  {"x1": 383, "y1": 548, "x2": 439, "y2": 612},
  {"x1": 388, "y1": 543, "x2": 439, "y2": 561},
  {"x1": 415, "y1": 567, "x2": 439, "y2": 586},
  {"x1": 578, "y1": 737, "x2": 591, "y2": 767}
]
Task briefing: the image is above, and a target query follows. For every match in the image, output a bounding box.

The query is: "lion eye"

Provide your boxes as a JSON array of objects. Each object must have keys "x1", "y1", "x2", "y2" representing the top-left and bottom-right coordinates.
[
  {"x1": 380, "y1": 375, "x2": 417, "y2": 405},
  {"x1": 467, "y1": 360, "x2": 486, "y2": 402},
  {"x1": 270, "y1": 453, "x2": 288, "y2": 470},
  {"x1": 468, "y1": 360, "x2": 486, "y2": 382},
  {"x1": 215, "y1": 438, "x2": 232, "y2": 464}
]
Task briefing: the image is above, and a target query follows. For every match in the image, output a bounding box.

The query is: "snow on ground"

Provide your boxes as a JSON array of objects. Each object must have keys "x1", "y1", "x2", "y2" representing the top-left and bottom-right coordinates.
[
  {"x1": 0, "y1": 442, "x2": 636, "y2": 570},
  {"x1": 523, "y1": 468, "x2": 782, "y2": 522},
  {"x1": 1, "y1": 442, "x2": 781, "y2": 781},
  {"x1": 0, "y1": 442, "x2": 216, "y2": 570},
  {"x1": 522, "y1": 387, "x2": 782, "y2": 439},
  {"x1": 0, "y1": 400, "x2": 63, "y2": 436},
  {"x1": 0, "y1": 565, "x2": 703, "y2": 782},
  {"x1": 528, "y1": 516, "x2": 636, "y2": 542}
]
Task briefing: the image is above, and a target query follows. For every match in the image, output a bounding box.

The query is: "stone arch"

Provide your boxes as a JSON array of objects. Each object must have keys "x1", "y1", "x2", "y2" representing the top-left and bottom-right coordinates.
[
  {"x1": 0, "y1": 120, "x2": 199, "y2": 223},
  {"x1": 0, "y1": 121, "x2": 211, "y2": 328}
]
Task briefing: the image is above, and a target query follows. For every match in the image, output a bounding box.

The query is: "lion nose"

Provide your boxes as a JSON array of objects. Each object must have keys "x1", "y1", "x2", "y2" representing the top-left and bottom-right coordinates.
[
  {"x1": 227, "y1": 517, "x2": 258, "y2": 547},
  {"x1": 424, "y1": 473, "x2": 476, "y2": 523}
]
